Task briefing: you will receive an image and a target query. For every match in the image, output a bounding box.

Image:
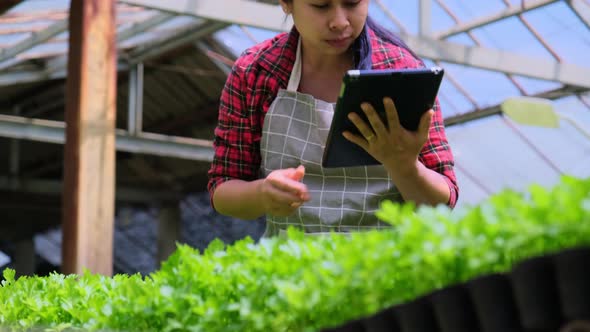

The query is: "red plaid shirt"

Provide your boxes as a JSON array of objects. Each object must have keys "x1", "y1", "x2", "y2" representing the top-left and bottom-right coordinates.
[{"x1": 208, "y1": 28, "x2": 458, "y2": 207}]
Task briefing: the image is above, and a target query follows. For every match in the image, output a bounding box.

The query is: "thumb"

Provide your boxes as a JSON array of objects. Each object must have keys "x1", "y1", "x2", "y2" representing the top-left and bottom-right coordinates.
[{"x1": 290, "y1": 165, "x2": 305, "y2": 181}]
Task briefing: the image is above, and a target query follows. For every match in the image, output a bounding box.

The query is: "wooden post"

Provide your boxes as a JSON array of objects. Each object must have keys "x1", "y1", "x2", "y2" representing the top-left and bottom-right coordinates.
[
  {"x1": 14, "y1": 237, "x2": 35, "y2": 277},
  {"x1": 62, "y1": 0, "x2": 117, "y2": 275},
  {"x1": 157, "y1": 202, "x2": 181, "y2": 268}
]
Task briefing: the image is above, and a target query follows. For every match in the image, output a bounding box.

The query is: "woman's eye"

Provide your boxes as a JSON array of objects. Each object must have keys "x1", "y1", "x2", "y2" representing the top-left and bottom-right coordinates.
[{"x1": 310, "y1": 1, "x2": 359, "y2": 9}]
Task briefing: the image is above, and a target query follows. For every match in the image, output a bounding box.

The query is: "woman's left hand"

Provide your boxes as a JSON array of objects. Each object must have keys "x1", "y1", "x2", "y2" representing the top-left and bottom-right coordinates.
[{"x1": 342, "y1": 97, "x2": 433, "y2": 172}]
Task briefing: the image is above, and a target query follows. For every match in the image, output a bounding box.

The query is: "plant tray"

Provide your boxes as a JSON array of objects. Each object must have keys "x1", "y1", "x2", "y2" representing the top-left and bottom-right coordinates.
[{"x1": 323, "y1": 247, "x2": 590, "y2": 332}]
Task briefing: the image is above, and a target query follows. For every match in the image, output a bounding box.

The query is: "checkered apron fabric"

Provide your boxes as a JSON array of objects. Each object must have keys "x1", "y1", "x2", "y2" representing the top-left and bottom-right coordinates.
[{"x1": 260, "y1": 38, "x2": 403, "y2": 237}]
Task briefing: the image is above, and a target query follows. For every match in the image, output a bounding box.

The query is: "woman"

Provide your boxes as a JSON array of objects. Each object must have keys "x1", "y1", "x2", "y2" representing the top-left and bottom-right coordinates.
[{"x1": 207, "y1": 0, "x2": 458, "y2": 237}]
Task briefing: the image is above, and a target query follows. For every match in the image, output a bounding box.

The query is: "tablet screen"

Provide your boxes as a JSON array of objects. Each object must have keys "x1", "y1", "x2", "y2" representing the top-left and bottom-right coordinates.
[{"x1": 322, "y1": 66, "x2": 444, "y2": 168}]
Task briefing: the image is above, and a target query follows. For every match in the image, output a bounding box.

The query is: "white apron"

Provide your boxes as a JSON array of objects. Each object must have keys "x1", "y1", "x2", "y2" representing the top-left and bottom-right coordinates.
[{"x1": 260, "y1": 38, "x2": 403, "y2": 237}]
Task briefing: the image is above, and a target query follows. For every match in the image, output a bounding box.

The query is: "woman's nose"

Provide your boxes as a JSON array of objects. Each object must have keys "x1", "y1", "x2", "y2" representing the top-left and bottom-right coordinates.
[{"x1": 329, "y1": 7, "x2": 350, "y2": 31}]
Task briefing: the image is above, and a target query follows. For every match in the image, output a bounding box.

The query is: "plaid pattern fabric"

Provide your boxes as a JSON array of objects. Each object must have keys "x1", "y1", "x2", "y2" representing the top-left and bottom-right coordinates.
[
  {"x1": 208, "y1": 27, "x2": 458, "y2": 209},
  {"x1": 261, "y1": 89, "x2": 401, "y2": 236}
]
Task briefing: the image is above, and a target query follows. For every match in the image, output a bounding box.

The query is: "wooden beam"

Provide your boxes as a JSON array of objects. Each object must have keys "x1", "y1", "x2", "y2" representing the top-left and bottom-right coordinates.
[
  {"x1": 62, "y1": 0, "x2": 117, "y2": 276},
  {"x1": 445, "y1": 85, "x2": 588, "y2": 127},
  {"x1": 0, "y1": 176, "x2": 183, "y2": 203},
  {"x1": 0, "y1": 204, "x2": 60, "y2": 242}
]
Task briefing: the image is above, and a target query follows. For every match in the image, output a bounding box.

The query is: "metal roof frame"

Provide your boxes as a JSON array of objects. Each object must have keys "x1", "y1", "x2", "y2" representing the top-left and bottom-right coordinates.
[
  {"x1": 0, "y1": 0, "x2": 586, "y2": 161},
  {"x1": 0, "y1": 113, "x2": 214, "y2": 161},
  {"x1": 121, "y1": 0, "x2": 590, "y2": 89},
  {"x1": 566, "y1": 0, "x2": 590, "y2": 30},
  {"x1": 0, "y1": 0, "x2": 588, "y2": 106},
  {"x1": 435, "y1": 0, "x2": 560, "y2": 39},
  {"x1": 0, "y1": 0, "x2": 586, "y2": 162}
]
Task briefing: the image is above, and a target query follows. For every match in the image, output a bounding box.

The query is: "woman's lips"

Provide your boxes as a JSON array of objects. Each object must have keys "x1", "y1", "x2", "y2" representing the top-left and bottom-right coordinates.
[{"x1": 326, "y1": 36, "x2": 352, "y2": 48}]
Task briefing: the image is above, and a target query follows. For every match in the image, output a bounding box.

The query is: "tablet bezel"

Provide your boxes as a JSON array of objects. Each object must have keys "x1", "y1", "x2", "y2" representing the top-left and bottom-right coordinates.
[{"x1": 321, "y1": 66, "x2": 445, "y2": 168}]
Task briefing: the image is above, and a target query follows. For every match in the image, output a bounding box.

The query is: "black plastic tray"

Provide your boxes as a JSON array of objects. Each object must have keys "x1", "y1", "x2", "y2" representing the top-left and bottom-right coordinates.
[{"x1": 322, "y1": 247, "x2": 590, "y2": 332}]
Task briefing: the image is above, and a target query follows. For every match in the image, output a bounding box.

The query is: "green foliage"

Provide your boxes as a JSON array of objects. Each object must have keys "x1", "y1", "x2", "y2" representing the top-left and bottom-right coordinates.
[{"x1": 1, "y1": 175, "x2": 590, "y2": 332}]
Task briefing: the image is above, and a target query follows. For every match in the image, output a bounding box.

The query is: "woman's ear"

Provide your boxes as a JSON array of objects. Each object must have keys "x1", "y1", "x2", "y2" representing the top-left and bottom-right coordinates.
[{"x1": 279, "y1": 0, "x2": 292, "y2": 15}]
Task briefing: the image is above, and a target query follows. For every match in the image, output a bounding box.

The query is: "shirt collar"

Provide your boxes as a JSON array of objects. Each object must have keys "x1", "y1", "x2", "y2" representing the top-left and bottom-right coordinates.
[
  {"x1": 255, "y1": 27, "x2": 299, "y2": 89},
  {"x1": 255, "y1": 25, "x2": 383, "y2": 87}
]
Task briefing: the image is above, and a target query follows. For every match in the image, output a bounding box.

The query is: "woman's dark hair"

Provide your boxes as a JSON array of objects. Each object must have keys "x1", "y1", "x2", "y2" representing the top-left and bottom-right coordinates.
[{"x1": 355, "y1": 15, "x2": 424, "y2": 69}]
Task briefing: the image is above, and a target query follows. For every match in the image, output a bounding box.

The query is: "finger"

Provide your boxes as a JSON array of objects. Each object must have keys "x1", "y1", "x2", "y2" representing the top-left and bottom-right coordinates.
[
  {"x1": 300, "y1": 190, "x2": 311, "y2": 201},
  {"x1": 418, "y1": 109, "x2": 434, "y2": 139},
  {"x1": 268, "y1": 170, "x2": 308, "y2": 192},
  {"x1": 270, "y1": 198, "x2": 304, "y2": 216},
  {"x1": 342, "y1": 131, "x2": 369, "y2": 151},
  {"x1": 282, "y1": 167, "x2": 310, "y2": 201},
  {"x1": 268, "y1": 178, "x2": 308, "y2": 198},
  {"x1": 267, "y1": 185, "x2": 306, "y2": 205},
  {"x1": 361, "y1": 102, "x2": 388, "y2": 136},
  {"x1": 347, "y1": 112, "x2": 375, "y2": 140},
  {"x1": 288, "y1": 165, "x2": 305, "y2": 182},
  {"x1": 384, "y1": 98, "x2": 402, "y2": 133}
]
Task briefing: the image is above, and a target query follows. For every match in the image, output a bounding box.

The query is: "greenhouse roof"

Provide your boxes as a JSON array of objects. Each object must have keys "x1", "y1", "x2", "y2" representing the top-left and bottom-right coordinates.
[{"x1": 0, "y1": 0, "x2": 589, "y2": 209}]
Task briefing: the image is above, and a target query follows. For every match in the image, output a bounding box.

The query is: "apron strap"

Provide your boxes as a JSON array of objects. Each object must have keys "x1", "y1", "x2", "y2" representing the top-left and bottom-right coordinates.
[{"x1": 286, "y1": 37, "x2": 302, "y2": 92}]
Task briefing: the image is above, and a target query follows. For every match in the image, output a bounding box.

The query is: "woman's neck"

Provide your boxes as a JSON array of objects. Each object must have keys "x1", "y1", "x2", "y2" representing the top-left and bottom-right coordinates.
[
  {"x1": 298, "y1": 41, "x2": 355, "y2": 102},
  {"x1": 300, "y1": 41, "x2": 354, "y2": 75}
]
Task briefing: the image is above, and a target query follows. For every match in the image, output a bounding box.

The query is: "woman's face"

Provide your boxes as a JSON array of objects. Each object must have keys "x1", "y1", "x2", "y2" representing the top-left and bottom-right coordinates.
[{"x1": 281, "y1": 0, "x2": 369, "y2": 56}]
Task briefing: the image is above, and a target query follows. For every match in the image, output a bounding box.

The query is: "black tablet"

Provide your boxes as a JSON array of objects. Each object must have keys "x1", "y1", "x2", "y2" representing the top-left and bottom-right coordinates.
[{"x1": 322, "y1": 66, "x2": 445, "y2": 168}]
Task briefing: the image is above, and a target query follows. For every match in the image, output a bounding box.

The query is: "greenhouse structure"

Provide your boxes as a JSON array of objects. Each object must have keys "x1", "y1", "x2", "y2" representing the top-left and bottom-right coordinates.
[{"x1": 0, "y1": 0, "x2": 589, "y2": 331}]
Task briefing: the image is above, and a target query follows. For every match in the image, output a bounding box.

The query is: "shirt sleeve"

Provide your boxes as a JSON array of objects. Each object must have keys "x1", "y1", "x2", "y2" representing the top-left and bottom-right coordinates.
[
  {"x1": 207, "y1": 64, "x2": 262, "y2": 207},
  {"x1": 418, "y1": 98, "x2": 459, "y2": 208},
  {"x1": 377, "y1": 45, "x2": 459, "y2": 208}
]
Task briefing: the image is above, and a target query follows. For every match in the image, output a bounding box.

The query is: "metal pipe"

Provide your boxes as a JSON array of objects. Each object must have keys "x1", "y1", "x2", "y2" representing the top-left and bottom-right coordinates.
[{"x1": 127, "y1": 62, "x2": 144, "y2": 135}]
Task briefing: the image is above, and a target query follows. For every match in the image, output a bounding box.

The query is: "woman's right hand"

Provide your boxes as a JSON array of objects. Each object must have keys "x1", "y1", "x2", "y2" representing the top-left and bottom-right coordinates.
[{"x1": 258, "y1": 165, "x2": 310, "y2": 216}]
